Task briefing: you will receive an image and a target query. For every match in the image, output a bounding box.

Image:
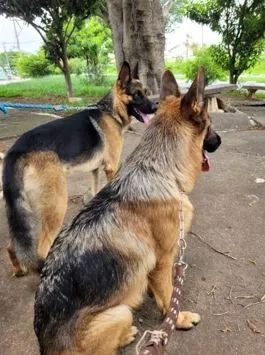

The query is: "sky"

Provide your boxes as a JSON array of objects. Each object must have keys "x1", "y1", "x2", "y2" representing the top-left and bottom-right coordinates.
[{"x1": 0, "y1": 15, "x2": 220, "y2": 55}]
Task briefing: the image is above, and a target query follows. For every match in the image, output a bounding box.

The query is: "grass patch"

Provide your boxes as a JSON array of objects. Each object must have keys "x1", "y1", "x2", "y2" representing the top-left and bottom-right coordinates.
[
  {"x1": 0, "y1": 74, "x2": 114, "y2": 100},
  {"x1": 240, "y1": 75, "x2": 265, "y2": 83},
  {"x1": 224, "y1": 89, "x2": 265, "y2": 99}
]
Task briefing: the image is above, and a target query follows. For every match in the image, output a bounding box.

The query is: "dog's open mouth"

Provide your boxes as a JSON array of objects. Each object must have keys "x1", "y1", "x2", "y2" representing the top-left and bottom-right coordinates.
[
  {"x1": 134, "y1": 109, "x2": 154, "y2": 124},
  {"x1": 202, "y1": 150, "x2": 210, "y2": 172}
]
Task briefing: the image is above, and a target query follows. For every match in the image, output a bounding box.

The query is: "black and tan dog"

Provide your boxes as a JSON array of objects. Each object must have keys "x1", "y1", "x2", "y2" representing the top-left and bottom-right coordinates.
[
  {"x1": 2, "y1": 61, "x2": 156, "y2": 276},
  {"x1": 34, "y1": 67, "x2": 221, "y2": 355}
]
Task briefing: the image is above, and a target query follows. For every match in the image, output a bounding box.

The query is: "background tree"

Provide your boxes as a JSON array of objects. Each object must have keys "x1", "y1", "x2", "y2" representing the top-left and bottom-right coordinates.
[
  {"x1": 106, "y1": 0, "x2": 183, "y2": 93},
  {"x1": 186, "y1": 0, "x2": 265, "y2": 83},
  {"x1": 161, "y1": 0, "x2": 185, "y2": 32},
  {"x1": 68, "y1": 16, "x2": 113, "y2": 84},
  {"x1": 0, "y1": 0, "x2": 100, "y2": 97}
]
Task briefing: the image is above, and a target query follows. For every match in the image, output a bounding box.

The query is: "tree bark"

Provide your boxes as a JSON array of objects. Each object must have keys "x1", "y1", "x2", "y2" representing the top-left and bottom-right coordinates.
[
  {"x1": 107, "y1": 0, "x2": 165, "y2": 94},
  {"x1": 61, "y1": 46, "x2": 73, "y2": 98},
  {"x1": 229, "y1": 71, "x2": 239, "y2": 84}
]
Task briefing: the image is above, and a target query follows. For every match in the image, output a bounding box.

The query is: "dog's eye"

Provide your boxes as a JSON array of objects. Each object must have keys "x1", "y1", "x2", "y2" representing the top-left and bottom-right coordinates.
[{"x1": 133, "y1": 91, "x2": 142, "y2": 99}]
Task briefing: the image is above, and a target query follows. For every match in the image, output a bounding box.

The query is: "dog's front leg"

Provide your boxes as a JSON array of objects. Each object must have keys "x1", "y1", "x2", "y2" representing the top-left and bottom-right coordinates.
[
  {"x1": 148, "y1": 253, "x2": 174, "y2": 315},
  {"x1": 83, "y1": 168, "x2": 100, "y2": 204},
  {"x1": 148, "y1": 253, "x2": 201, "y2": 330}
]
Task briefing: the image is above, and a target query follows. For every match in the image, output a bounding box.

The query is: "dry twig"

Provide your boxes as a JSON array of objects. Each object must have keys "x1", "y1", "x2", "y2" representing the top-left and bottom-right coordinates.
[
  {"x1": 225, "y1": 286, "x2": 234, "y2": 304},
  {"x1": 235, "y1": 295, "x2": 258, "y2": 300},
  {"x1": 243, "y1": 300, "x2": 265, "y2": 309},
  {"x1": 246, "y1": 320, "x2": 261, "y2": 334},
  {"x1": 189, "y1": 231, "x2": 237, "y2": 260},
  {"x1": 219, "y1": 326, "x2": 232, "y2": 333},
  {"x1": 213, "y1": 311, "x2": 229, "y2": 316},
  {"x1": 207, "y1": 285, "x2": 217, "y2": 296}
]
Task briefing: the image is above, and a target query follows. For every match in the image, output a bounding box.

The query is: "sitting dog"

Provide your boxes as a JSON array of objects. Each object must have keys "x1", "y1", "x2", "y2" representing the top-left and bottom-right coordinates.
[
  {"x1": 34, "y1": 67, "x2": 221, "y2": 355},
  {"x1": 2, "y1": 61, "x2": 156, "y2": 276}
]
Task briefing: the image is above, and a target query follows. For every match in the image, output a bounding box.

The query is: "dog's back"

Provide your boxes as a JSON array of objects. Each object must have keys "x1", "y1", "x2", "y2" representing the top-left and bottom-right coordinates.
[{"x1": 34, "y1": 182, "x2": 155, "y2": 354}]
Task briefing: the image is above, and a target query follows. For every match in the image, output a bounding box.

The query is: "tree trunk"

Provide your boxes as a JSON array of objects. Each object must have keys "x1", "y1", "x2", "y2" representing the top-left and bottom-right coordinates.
[
  {"x1": 229, "y1": 71, "x2": 239, "y2": 84},
  {"x1": 107, "y1": 0, "x2": 165, "y2": 94},
  {"x1": 107, "y1": 0, "x2": 124, "y2": 68},
  {"x1": 61, "y1": 45, "x2": 73, "y2": 98}
]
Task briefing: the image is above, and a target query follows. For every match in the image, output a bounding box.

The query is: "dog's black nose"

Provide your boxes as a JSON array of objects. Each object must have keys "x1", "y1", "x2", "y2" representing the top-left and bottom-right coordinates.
[
  {"x1": 151, "y1": 100, "x2": 159, "y2": 113},
  {"x1": 204, "y1": 132, "x2": 221, "y2": 153}
]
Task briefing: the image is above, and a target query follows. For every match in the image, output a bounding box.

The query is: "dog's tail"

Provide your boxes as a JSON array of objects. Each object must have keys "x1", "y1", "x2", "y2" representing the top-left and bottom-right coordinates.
[{"x1": 3, "y1": 151, "x2": 41, "y2": 271}]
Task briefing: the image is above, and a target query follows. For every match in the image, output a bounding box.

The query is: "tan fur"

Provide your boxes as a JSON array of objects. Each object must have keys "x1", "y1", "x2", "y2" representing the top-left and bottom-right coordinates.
[
  {"x1": 7, "y1": 243, "x2": 28, "y2": 276},
  {"x1": 62, "y1": 305, "x2": 135, "y2": 355},
  {"x1": 154, "y1": 96, "x2": 209, "y2": 193},
  {"x1": 23, "y1": 152, "x2": 67, "y2": 260},
  {"x1": 99, "y1": 114, "x2": 124, "y2": 180},
  {"x1": 112, "y1": 83, "x2": 133, "y2": 126}
]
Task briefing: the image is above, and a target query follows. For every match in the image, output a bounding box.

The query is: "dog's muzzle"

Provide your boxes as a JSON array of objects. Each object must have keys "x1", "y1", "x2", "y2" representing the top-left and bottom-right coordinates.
[{"x1": 203, "y1": 129, "x2": 221, "y2": 153}]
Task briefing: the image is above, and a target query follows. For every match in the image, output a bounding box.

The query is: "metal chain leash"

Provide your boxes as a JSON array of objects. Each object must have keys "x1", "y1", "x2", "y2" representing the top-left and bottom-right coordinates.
[
  {"x1": 136, "y1": 193, "x2": 188, "y2": 355},
  {"x1": 177, "y1": 192, "x2": 188, "y2": 271}
]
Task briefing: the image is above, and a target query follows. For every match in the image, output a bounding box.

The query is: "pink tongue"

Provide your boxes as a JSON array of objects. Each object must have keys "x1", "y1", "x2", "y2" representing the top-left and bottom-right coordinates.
[
  {"x1": 202, "y1": 151, "x2": 210, "y2": 172},
  {"x1": 140, "y1": 112, "x2": 153, "y2": 125}
]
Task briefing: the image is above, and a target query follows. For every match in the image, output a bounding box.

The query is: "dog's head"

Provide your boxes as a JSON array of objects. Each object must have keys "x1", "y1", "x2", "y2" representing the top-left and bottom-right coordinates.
[
  {"x1": 159, "y1": 67, "x2": 221, "y2": 172},
  {"x1": 115, "y1": 62, "x2": 157, "y2": 124}
]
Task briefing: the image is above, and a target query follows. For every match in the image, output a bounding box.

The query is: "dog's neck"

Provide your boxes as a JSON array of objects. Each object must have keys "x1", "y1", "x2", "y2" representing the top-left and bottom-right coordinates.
[
  {"x1": 114, "y1": 117, "x2": 202, "y2": 202},
  {"x1": 97, "y1": 90, "x2": 131, "y2": 129}
]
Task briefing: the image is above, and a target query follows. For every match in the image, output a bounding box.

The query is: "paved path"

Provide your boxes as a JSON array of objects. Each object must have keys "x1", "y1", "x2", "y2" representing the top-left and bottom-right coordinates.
[{"x1": 0, "y1": 106, "x2": 264, "y2": 355}]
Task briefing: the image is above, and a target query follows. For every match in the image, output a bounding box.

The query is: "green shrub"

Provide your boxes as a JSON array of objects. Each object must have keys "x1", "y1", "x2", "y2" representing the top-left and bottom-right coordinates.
[
  {"x1": 183, "y1": 46, "x2": 227, "y2": 83},
  {"x1": 15, "y1": 50, "x2": 54, "y2": 78},
  {"x1": 69, "y1": 58, "x2": 86, "y2": 75},
  {"x1": 166, "y1": 58, "x2": 187, "y2": 74}
]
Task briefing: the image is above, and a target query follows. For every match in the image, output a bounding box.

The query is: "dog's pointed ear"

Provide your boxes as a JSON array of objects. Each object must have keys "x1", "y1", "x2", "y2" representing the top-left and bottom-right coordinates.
[
  {"x1": 181, "y1": 66, "x2": 206, "y2": 120},
  {"x1": 132, "y1": 62, "x2": 139, "y2": 79},
  {"x1": 118, "y1": 61, "x2": 131, "y2": 87},
  {"x1": 160, "y1": 70, "x2": 181, "y2": 100}
]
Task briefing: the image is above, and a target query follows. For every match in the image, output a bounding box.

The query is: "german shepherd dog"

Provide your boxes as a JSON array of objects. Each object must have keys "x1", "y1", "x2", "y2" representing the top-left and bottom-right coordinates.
[
  {"x1": 34, "y1": 67, "x2": 221, "y2": 355},
  {"x1": 2, "y1": 62, "x2": 156, "y2": 276}
]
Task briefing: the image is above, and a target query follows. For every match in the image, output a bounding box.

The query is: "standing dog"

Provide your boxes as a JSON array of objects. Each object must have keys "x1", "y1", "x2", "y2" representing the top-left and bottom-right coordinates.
[
  {"x1": 34, "y1": 67, "x2": 221, "y2": 355},
  {"x1": 2, "y1": 61, "x2": 156, "y2": 276}
]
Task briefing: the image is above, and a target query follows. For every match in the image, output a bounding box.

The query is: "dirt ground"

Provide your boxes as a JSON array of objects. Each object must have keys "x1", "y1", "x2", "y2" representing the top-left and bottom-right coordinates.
[{"x1": 0, "y1": 98, "x2": 264, "y2": 355}]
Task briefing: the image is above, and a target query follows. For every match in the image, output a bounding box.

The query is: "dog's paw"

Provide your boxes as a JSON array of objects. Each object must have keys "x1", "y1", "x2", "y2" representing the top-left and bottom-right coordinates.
[
  {"x1": 176, "y1": 311, "x2": 201, "y2": 330},
  {"x1": 83, "y1": 191, "x2": 94, "y2": 205},
  {"x1": 119, "y1": 326, "x2": 138, "y2": 347}
]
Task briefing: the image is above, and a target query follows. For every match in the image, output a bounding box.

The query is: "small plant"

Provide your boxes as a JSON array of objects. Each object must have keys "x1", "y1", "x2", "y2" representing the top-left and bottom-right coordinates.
[
  {"x1": 183, "y1": 46, "x2": 226, "y2": 84},
  {"x1": 15, "y1": 50, "x2": 55, "y2": 78}
]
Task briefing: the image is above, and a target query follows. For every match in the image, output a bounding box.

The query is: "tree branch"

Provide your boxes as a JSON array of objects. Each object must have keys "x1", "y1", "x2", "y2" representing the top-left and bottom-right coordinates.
[
  {"x1": 162, "y1": 0, "x2": 174, "y2": 20},
  {"x1": 27, "y1": 20, "x2": 48, "y2": 45}
]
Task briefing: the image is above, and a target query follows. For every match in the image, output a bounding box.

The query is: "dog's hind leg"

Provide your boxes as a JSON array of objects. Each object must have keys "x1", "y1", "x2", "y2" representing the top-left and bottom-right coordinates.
[
  {"x1": 91, "y1": 168, "x2": 99, "y2": 194},
  {"x1": 7, "y1": 242, "x2": 28, "y2": 276},
  {"x1": 37, "y1": 172, "x2": 67, "y2": 261},
  {"x1": 83, "y1": 168, "x2": 100, "y2": 204},
  {"x1": 75, "y1": 305, "x2": 137, "y2": 355},
  {"x1": 24, "y1": 152, "x2": 68, "y2": 264}
]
